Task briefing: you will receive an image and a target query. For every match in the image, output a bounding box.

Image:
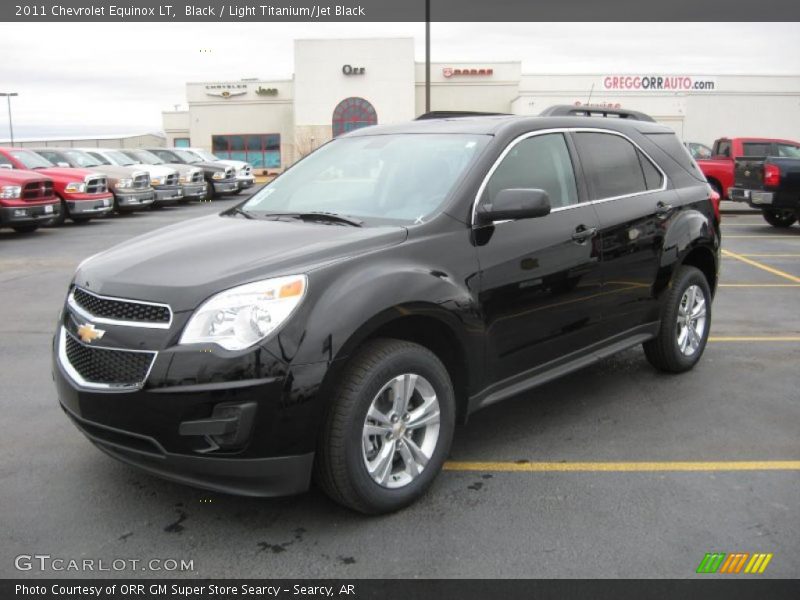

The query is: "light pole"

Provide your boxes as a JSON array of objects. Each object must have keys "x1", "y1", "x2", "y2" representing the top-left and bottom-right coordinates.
[
  {"x1": 425, "y1": 0, "x2": 431, "y2": 113},
  {"x1": 0, "y1": 93, "x2": 18, "y2": 146}
]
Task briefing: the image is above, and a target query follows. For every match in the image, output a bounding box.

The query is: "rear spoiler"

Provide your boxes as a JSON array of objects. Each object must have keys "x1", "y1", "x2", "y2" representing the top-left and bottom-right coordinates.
[{"x1": 540, "y1": 105, "x2": 656, "y2": 123}]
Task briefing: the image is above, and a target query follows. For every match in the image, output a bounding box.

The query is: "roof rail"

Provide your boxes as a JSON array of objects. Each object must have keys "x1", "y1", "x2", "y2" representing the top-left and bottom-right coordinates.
[
  {"x1": 416, "y1": 111, "x2": 510, "y2": 120},
  {"x1": 539, "y1": 105, "x2": 656, "y2": 123}
]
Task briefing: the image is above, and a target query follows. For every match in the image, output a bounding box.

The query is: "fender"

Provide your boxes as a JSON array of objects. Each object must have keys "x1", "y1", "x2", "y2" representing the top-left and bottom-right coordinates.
[{"x1": 653, "y1": 199, "x2": 720, "y2": 300}]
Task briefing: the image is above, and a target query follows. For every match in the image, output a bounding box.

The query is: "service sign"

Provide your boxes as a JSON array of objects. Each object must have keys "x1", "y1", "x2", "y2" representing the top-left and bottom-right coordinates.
[{"x1": 602, "y1": 75, "x2": 717, "y2": 91}]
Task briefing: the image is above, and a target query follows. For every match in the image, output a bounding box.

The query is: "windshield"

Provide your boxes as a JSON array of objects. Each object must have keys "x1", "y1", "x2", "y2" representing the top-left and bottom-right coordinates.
[
  {"x1": 241, "y1": 134, "x2": 489, "y2": 225},
  {"x1": 195, "y1": 149, "x2": 220, "y2": 162},
  {"x1": 10, "y1": 150, "x2": 54, "y2": 169},
  {"x1": 126, "y1": 149, "x2": 165, "y2": 165},
  {"x1": 106, "y1": 150, "x2": 137, "y2": 166},
  {"x1": 173, "y1": 149, "x2": 201, "y2": 163},
  {"x1": 63, "y1": 150, "x2": 104, "y2": 168}
]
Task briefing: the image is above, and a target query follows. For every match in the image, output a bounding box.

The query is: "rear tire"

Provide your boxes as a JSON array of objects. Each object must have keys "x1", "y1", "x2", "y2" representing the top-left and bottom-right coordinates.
[
  {"x1": 762, "y1": 209, "x2": 797, "y2": 228},
  {"x1": 644, "y1": 266, "x2": 711, "y2": 373},
  {"x1": 50, "y1": 199, "x2": 67, "y2": 226},
  {"x1": 314, "y1": 338, "x2": 455, "y2": 514}
]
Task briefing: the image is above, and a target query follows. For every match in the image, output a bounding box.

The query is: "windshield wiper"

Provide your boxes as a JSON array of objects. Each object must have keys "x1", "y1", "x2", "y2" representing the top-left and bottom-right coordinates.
[
  {"x1": 260, "y1": 212, "x2": 363, "y2": 227},
  {"x1": 225, "y1": 207, "x2": 254, "y2": 219}
]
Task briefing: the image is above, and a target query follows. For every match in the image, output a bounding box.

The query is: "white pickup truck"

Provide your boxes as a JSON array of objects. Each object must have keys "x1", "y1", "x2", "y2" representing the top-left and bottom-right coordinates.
[
  {"x1": 80, "y1": 148, "x2": 183, "y2": 206},
  {"x1": 182, "y1": 147, "x2": 256, "y2": 193}
]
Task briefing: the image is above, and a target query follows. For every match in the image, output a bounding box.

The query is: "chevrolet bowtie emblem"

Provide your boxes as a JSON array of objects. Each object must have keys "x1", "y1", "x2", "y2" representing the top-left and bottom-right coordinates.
[{"x1": 77, "y1": 323, "x2": 105, "y2": 344}]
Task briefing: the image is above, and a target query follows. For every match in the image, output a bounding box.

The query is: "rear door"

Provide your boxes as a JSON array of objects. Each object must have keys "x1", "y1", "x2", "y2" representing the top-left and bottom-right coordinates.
[
  {"x1": 571, "y1": 131, "x2": 673, "y2": 336},
  {"x1": 475, "y1": 132, "x2": 604, "y2": 385}
]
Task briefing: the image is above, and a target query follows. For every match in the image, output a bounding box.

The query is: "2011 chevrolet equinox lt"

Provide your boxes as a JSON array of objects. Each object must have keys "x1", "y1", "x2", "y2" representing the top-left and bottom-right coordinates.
[{"x1": 53, "y1": 106, "x2": 720, "y2": 514}]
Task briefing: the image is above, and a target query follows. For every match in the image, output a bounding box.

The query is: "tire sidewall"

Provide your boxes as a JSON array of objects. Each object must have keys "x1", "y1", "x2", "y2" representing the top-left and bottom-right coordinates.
[{"x1": 342, "y1": 345, "x2": 455, "y2": 513}]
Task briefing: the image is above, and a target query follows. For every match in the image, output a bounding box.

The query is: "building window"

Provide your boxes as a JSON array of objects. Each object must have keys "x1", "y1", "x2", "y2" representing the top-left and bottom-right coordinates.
[
  {"x1": 332, "y1": 97, "x2": 377, "y2": 137},
  {"x1": 174, "y1": 138, "x2": 190, "y2": 148},
  {"x1": 212, "y1": 134, "x2": 281, "y2": 168}
]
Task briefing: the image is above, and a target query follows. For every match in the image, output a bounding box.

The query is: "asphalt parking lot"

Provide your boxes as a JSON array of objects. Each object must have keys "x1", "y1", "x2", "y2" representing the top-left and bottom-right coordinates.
[{"x1": 1, "y1": 196, "x2": 798, "y2": 579}]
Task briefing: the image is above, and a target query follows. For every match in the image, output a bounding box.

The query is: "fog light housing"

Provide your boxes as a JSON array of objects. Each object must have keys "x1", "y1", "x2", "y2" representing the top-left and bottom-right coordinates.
[
  {"x1": 13, "y1": 209, "x2": 28, "y2": 217},
  {"x1": 179, "y1": 401, "x2": 257, "y2": 452}
]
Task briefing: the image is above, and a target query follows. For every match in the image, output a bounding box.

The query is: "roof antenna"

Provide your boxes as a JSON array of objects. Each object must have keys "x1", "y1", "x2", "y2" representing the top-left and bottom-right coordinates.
[{"x1": 586, "y1": 83, "x2": 594, "y2": 106}]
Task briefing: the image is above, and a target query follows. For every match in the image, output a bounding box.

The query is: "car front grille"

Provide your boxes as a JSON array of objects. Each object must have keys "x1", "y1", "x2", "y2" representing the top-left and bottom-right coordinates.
[
  {"x1": 238, "y1": 166, "x2": 251, "y2": 177},
  {"x1": 64, "y1": 330, "x2": 155, "y2": 388},
  {"x1": 72, "y1": 287, "x2": 171, "y2": 325},
  {"x1": 224, "y1": 167, "x2": 234, "y2": 179},
  {"x1": 192, "y1": 170, "x2": 203, "y2": 183},
  {"x1": 86, "y1": 177, "x2": 108, "y2": 194},
  {"x1": 165, "y1": 173, "x2": 178, "y2": 186},
  {"x1": 133, "y1": 173, "x2": 150, "y2": 189},
  {"x1": 22, "y1": 181, "x2": 53, "y2": 200}
]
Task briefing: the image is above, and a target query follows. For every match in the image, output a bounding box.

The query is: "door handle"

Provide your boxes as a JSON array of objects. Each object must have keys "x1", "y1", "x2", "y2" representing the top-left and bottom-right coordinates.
[
  {"x1": 655, "y1": 201, "x2": 673, "y2": 215},
  {"x1": 571, "y1": 225, "x2": 597, "y2": 243}
]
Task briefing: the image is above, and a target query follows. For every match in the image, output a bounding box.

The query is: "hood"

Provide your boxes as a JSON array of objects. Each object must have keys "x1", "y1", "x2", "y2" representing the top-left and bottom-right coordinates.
[
  {"x1": 87, "y1": 164, "x2": 146, "y2": 179},
  {"x1": 75, "y1": 214, "x2": 408, "y2": 311},
  {"x1": 0, "y1": 169, "x2": 50, "y2": 185},
  {"x1": 135, "y1": 164, "x2": 176, "y2": 178},
  {"x1": 216, "y1": 159, "x2": 249, "y2": 170},
  {"x1": 35, "y1": 167, "x2": 101, "y2": 181}
]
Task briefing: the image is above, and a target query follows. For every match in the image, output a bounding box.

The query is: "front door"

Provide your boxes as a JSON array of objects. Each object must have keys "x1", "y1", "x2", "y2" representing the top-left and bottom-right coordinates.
[{"x1": 475, "y1": 132, "x2": 603, "y2": 387}]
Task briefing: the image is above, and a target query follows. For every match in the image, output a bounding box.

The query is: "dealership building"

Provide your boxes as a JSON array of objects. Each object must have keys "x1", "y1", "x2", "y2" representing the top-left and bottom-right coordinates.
[{"x1": 162, "y1": 37, "x2": 800, "y2": 171}]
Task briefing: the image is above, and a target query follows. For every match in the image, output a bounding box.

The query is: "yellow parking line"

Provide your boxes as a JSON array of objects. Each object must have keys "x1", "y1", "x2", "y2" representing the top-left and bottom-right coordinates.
[
  {"x1": 708, "y1": 336, "x2": 800, "y2": 342},
  {"x1": 443, "y1": 461, "x2": 800, "y2": 472},
  {"x1": 723, "y1": 254, "x2": 800, "y2": 258},
  {"x1": 725, "y1": 235, "x2": 799, "y2": 239},
  {"x1": 721, "y1": 249, "x2": 800, "y2": 283},
  {"x1": 718, "y1": 283, "x2": 800, "y2": 288}
]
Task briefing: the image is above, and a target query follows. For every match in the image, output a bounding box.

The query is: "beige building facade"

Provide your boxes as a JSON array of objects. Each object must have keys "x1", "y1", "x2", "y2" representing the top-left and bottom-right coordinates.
[{"x1": 162, "y1": 37, "x2": 800, "y2": 171}]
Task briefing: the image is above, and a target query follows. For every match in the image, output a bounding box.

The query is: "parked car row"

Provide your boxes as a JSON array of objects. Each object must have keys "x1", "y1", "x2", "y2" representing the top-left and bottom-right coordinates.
[
  {"x1": 0, "y1": 146, "x2": 256, "y2": 232},
  {"x1": 690, "y1": 136, "x2": 800, "y2": 228}
]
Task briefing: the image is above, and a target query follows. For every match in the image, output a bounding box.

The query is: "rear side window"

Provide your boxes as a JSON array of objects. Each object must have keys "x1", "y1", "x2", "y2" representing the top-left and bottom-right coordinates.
[
  {"x1": 742, "y1": 142, "x2": 771, "y2": 156},
  {"x1": 777, "y1": 143, "x2": 800, "y2": 158},
  {"x1": 645, "y1": 132, "x2": 704, "y2": 181},
  {"x1": 715, "y1": 140, "x2": 732, "y2": 157},
  {"x1": 485, "y1": 133, "x2": 579, "y2": 209},
  {"x1": 37, "y1": 151, "x2": 61, "y2": 164},
  {"x1": 573, "y1": 132, "x2": 647, "y2": 199}
]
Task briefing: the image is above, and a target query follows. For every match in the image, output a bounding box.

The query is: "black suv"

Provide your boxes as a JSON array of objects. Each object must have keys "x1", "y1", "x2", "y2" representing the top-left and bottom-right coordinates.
[{"x1": 53, "y1": 107, "x2": 720, "y2": 514}]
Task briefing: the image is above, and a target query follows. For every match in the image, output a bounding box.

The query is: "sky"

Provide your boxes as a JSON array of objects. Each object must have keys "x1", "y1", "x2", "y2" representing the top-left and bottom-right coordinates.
[{"x1": 1, "y1": 22, "x2": 798, "y2": 138}]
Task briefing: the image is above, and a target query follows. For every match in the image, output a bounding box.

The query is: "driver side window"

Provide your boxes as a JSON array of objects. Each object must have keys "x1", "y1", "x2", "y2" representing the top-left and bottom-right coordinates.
[{"x1": 485, "y1": 133, "x2": 579, "y2": 210}]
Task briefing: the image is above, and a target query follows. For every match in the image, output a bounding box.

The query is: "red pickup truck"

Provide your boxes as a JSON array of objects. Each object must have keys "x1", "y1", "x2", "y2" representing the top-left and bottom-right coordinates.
[
  {"x1": 696, "y1": 137, "x2": 800, "y2": 200},
  {"x1": 0, "y1": 168, "x2": 60, "y2": 232},
  {"x1": 0, "y1": 147, "x2": 114, "y2": 224}
]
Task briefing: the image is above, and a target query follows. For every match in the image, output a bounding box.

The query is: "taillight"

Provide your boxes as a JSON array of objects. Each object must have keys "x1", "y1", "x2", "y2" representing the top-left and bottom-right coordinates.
[
  {"x1": 764, "y1": 163, "x2": 781, "y2": 187},
  {"x1": 709, "y1": 187, "x2": 721, "y2": 221}
]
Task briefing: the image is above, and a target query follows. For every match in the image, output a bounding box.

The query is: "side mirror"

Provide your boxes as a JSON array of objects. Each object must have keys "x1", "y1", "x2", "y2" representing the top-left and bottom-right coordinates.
[
  {"x1": 477, "y1": 188, "x2": 551, "y2": 224},
  {"x1": 0, "y1": 163, "x2": 12, "y2": 170},
  {"x1": 57, "y1": 162, "x2": 70, "y2": 168}
]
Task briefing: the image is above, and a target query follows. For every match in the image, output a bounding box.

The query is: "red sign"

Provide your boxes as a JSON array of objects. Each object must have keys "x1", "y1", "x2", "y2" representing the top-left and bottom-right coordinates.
[{"x1": 442, "y1": 67, "x2": 494, "y2": 78}]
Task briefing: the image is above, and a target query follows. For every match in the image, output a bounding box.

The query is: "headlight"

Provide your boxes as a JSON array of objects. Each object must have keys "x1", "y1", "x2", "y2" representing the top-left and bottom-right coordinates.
[
  {"x1": 179, "y1": 275, "x2": 307, "y2": 351},
  {"x1": 64, "y1": 182, "x2": 86, "y2": 193},
  {"x1": 181, "y1": 173, "x2": 193, "y2": 183},
  {"x1": 150, "y1": 176, "x2": 163, "y2": 186},
  {"x1": 0, "y1": 185, "x2": 21, "y2": 199},
  {"x1": 212, "y1": 171, "x2": 226, "y2": 180},
  {"x1": 115, "y1": 178, "x2": 133, "y2": 189}
]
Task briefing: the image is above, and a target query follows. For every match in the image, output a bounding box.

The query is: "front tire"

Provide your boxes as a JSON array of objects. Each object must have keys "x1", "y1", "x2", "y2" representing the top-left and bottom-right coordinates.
[
  {"x1": 644, "y1": 266, "x2": 711, "y2": 373},
  {"x1": 315, "y1": 338, "x2": 455, "y2": 514},
  {"x1": 762, "y1": 209, "x2": 797, "y2": 228}
]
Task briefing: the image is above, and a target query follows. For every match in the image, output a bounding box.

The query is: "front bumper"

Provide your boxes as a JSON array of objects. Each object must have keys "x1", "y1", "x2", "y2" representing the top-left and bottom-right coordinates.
[
  {"x1": 0, "y1": 202, "x2": 59, "y2": 225},
  {"x1": 154, "y1": 185, "x2": 184, "y2": 204},
  {"x1": 67, "y1": 195, "x2": 113, "y2": 216},
  {"x1": 52, "y1": 315, "x2": 326, "y2": 496},
  {"x1": 180, "y1": 182, "x2": 207, "y2": 199},
  {"x1": 237, "y1": 176, "x2": 256, "y2": 190},
  {"x1": 211, "y1": 180, "x2": 239, "y2": 194},
  {"x1": 114, "y1": 189, "x2": 156, "y2": 209}
]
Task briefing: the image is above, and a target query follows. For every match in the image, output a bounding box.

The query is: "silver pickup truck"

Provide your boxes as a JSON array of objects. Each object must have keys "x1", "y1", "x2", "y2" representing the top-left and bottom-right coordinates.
[{"x1": 120, "y1": 149, "x2": 208, "y2": 201}]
